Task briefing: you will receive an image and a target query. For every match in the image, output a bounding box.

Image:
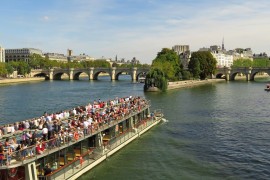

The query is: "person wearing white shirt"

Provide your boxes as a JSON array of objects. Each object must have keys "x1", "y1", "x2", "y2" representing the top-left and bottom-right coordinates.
[
  {"x1": 42, "y1": 127, "x2": 48, "y2": 140},
  {"x1": 83, "y1": 120, "x2": 89, "y2": 135}
]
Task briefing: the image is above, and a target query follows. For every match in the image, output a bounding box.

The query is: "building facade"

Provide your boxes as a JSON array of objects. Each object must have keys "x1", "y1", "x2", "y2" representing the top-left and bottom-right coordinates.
[
  {"x1": 44, "y1": 53, "x2": 68, "y2": 62},
  {"x1": 0, "y1": 46, "x2": 5, "y2": 63},
  {"x1": 227, "y1": 48, "x2": 253, "y2": 60},
  {"x1": 172, "y1": 45, "x2": 190, "y2": 69},
  {"x1": 199, "y1": 43, "x2": 233, "y2": 67},
  {"x1": 172, "y1": 45, "x2": 189, "y2": 55},
  {"x1": 211, "y1": 52, "x2": 233, "y2": 68},
  {"x1": 5, "y1": 48, "x2": 43, "y2": 63}
]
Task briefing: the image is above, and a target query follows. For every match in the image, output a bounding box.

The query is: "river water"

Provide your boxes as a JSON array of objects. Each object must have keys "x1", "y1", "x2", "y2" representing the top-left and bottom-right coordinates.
[{"x1": 0, "y1": 76, "x2": 269, "y2": 179}]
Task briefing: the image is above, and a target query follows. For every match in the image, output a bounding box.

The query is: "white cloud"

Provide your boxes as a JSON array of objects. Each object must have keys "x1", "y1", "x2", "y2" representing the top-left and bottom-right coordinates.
[
  {"x1": 3, "y1": 0, "x2": 270, "y2": 64},
  {"x1": 43, "y1": 16, "x2": 49, "y2": 21}
]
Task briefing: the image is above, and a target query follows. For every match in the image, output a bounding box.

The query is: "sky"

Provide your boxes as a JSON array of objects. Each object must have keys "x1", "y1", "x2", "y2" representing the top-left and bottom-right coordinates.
[{"x1": 0, "y1": 0, "x2": 270, "y2": 64}]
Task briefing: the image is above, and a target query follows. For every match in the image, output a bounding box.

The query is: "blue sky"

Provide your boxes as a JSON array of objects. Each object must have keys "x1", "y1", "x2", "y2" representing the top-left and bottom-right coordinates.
[{"x1": 0, "y1": 0, "x2": 270, "y2": 64}]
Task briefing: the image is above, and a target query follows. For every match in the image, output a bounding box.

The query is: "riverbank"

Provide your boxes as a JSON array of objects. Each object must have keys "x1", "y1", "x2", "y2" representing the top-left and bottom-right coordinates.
[
  {"x1": 167, "y1": 79, "x2": 225, "y2": 90},
  {"x1": 145, "y1": 79, "x2": 225, "y2": 92},
  {"x1": 0, "y1": 77, "x2": 45, "y2": 84}
]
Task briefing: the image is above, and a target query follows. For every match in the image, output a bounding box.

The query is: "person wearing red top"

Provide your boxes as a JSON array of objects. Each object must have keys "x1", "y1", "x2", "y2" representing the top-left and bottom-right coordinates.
[{"x1": 36, "y1": 141, "x2": 45, "y2": 154}]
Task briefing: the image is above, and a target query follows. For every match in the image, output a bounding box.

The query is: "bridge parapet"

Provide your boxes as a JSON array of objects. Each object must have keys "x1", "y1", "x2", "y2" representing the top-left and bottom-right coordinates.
[
  {"x1": 215, "y1": 67, "x2": 270, "y2": 81},
  {"x1": 30, "y1": 67, "x2": 150, "y2": 81}
]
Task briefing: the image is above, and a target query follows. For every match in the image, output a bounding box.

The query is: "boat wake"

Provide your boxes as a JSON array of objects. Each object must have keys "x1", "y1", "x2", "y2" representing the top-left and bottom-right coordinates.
[{"x1": 161, "y1": 118, "x2": 169, "y2": 123}]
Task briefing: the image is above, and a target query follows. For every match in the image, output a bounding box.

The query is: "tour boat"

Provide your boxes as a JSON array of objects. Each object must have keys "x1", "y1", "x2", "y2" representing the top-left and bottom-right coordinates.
[{"x1": 0, "y1": 96, "x2": 163, "y2": 180}]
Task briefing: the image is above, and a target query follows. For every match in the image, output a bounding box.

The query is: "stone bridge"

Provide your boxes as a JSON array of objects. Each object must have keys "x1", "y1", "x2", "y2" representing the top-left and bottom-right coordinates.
[
  {"x1": 30, "y1": 67, "x2": 149, "y2": 81},
  {"x1": 215, "y1": 67, "x2": 270, "y2": 81}
]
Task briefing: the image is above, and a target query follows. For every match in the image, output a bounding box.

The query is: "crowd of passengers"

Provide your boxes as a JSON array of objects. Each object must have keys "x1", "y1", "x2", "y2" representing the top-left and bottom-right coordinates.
[{"x1": 0, "y1": 96, "x2": 147, "y2": 166}]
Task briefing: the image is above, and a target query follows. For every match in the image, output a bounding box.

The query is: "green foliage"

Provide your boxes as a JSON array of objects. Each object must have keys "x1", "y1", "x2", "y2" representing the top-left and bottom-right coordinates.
[
  {"x1": 188, "y1": 59, "x2": 200, "y2": 79},
  {"x1": 188, "y1": 51, "x2": 217, "y2": 80},
  {"x1": 145, "y1": 68, "x2": 167, "y2": 92},
  {"x1": 29, "y1": 54, "x2": 43, "y2": 69},
  {"x1": 152, "y1": 48, "x2": 180, "y2": 81},
  {"x1": 119, "y1": 63, "x2": 150, "y2": 68},
  {"x1": 17, "y1": 61, "x2": 31, "y2": 75},
  {"x1": 112, "y1": 62, "x2": 119, "y2": 67},
  {"x1": 181, "y1": 70, "x2": 192, "y2": 80},
  {"x1": 0, "y1": 62, "x2": 8, "y2": 77},
  {"x1": 231, "y1": 59, "x2": 253, "y2": 68},
  {"x1": 252, "y1": 58, "x2": 270, "y2": 67},
  {"x1": 5, "y1": 63, "x2": 14, "y2": 75},
  {"x1": 232, "y1": 58, "x2": 270, "y2": 68},
  {"x1": 81, "y1": 60, "x2": 111, "y2": 68}
]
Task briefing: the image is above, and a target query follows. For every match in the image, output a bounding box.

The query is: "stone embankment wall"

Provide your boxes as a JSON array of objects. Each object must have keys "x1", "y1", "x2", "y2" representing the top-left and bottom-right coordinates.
[
  {"x1": 145, "y1": 79, "x2": 225, "y2": 92},
  {"x1": 167, "y1": 79, "x2": 225, "y2": 90},
  {"x1": 0, "y1": 77, "x2": 45, "y2": 84}
]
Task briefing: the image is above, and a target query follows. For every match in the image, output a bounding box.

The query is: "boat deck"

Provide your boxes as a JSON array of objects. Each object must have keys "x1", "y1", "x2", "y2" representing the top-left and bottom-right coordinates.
[{"x1": 45, "y1": 115, "x2": 162, "y2": 180}]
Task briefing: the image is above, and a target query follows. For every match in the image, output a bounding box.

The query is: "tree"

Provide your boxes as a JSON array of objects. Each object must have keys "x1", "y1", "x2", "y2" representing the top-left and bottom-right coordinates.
[
  {"x1": 9, "y1": 61, "x2": 19, "y2": 71},
  {"x1": 0, "y1": 63, "x2": 8, "y2": 77},
  {"x1": 152, "y1": 48, "x2": 180, "y2": 81},
  {"x1": 252, "y1": 58, "x2": 270, "y2": 67},
  {"x1": 188, "y1": 58, "x2": 200, "y2": 79},
  {"x1": 231, "y1": 58, "x2": 253, "y2": 68},
  {"x1": 188, "y1": 51, "x2": 217, "y2": 80},
  {"x1": 181, "y1": 70, "x2": 192, "y2": 80},
  {"x1": 17, "y1": 61, "x2": 31, "y2": 75},
  {"x1": 29, "y1": 54, "x2": 44, "y2": 69},
  {"x1": 144, "y1": 68, "x2": 167, "y2": 91},
  {"x1": 5, "y1": 63, "x2": 14, "y2": 75}
]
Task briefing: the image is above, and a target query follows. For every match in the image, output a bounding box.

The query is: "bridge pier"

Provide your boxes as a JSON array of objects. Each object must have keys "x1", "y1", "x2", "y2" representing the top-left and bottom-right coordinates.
[
  {"x1": 69, "y1": 68, "x2": 74, "y2": 80},
  {"x1": 89, "y1": 67, "x2": 94, "y2": 80},
  {"x1": 225, "y1": 67, "x2": 231, "y2": 81},
  {"x1": 132, "y1": 67, "x2": 137, "y2": 82},
  {"x1": 111, "y1": 67, "x2": 116, "y2": 80},
  {"x1": 246, "y1": 67, "x2": 252, "y2": 81},
  {"x1": 49, "y1": 69, "x2": 54, "y2": 80}
]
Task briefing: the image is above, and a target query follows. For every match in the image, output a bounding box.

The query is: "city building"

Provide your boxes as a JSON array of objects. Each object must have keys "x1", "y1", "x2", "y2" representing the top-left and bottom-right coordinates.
[
  {"x1": 253, "y1": 52, "x2": 268, "y2": 59},
  {"x1": 211, "y1": 51, "x2": 233, "y2": 68},
  {"x1": 227, "y1": 48, "x2": 253, "y2": 60},
  {"x1": 44, "y1": 53, "x2": 68, "y2": 62},
  {"x1": 0, "y1": 45, "x2": 5, "y2": 63},
  {"x1": 5, "y1": 48, "x2": 42, "y2": 63},
  {"x1": 172, "y1": 45, "x2": 191, "y2": 69},
  {"x1": 75, "y1": 54, "x2": 95, "y2": 61},
  {"x1": 172, "y1": 45, "x2": 189, "y2": 55},
  {"x1": 199, "y1": 39, "x2": 233, "y2": 67}
]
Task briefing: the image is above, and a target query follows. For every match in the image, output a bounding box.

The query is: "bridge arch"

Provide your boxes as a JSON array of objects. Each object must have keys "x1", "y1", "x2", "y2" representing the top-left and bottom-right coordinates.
[
  {"x1": 93, "y1": 71, "x2": 111, "y2": 80},
  {"x1": 250, "y1": 69, "x2": 270, "y2": 81},
  {"x1": 136, "y1": 72, "x2": 147, "y2": 81},
  {"x1": 73, "y1": 71, "x2": 90, "y2": 80},
  {"x1": 53, "y1": 72, "x2": 70, "y2": 80},
  {"x1": 215, "y1": 73, "x2": 225, "y2": 79},
  {"x1": 229, "y1": 72, "x2": 241, "y2": 81},
  {"x1": 115, "y1": 71, "x2": 132, "y2": 80},
  {"x1": 33, "y1": 73, "x2": 50, "y2": 80}
]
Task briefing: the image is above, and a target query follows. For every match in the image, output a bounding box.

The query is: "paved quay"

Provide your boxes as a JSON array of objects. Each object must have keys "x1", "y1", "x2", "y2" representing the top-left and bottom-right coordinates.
[
  {"x1": 0, "y1": 77, "x2": 45, "y2": 84},
  {"x1": 167, "y1": 79, "x2": 225, "y2": 90}
]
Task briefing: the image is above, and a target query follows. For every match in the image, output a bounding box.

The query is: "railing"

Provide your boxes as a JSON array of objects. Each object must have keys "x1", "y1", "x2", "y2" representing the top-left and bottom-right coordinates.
[
  {"x1": 0, "y1": 102, "x2": 151, "y2": 168},
  {"x1": 0, "y1": 98, "x2": 150, "y2": 140},
  {"x1": 42, "y1": 113, "x2": 162, "y2": 180}
]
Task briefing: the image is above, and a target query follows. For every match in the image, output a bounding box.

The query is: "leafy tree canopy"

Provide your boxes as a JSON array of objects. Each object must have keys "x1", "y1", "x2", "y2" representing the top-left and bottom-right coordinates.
[
  {"x1": 188, "y1": 51, "x2": 217, "y2": 80},
  {"x1": 144, "y1": 68, "x2": 167, "y2": 91},
  {"x1": 0, "y1": 63, "x2": 8, "y2": 77},
  {"x1": 152, "y1": 48, "x2": 180, "y2": 81}
]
